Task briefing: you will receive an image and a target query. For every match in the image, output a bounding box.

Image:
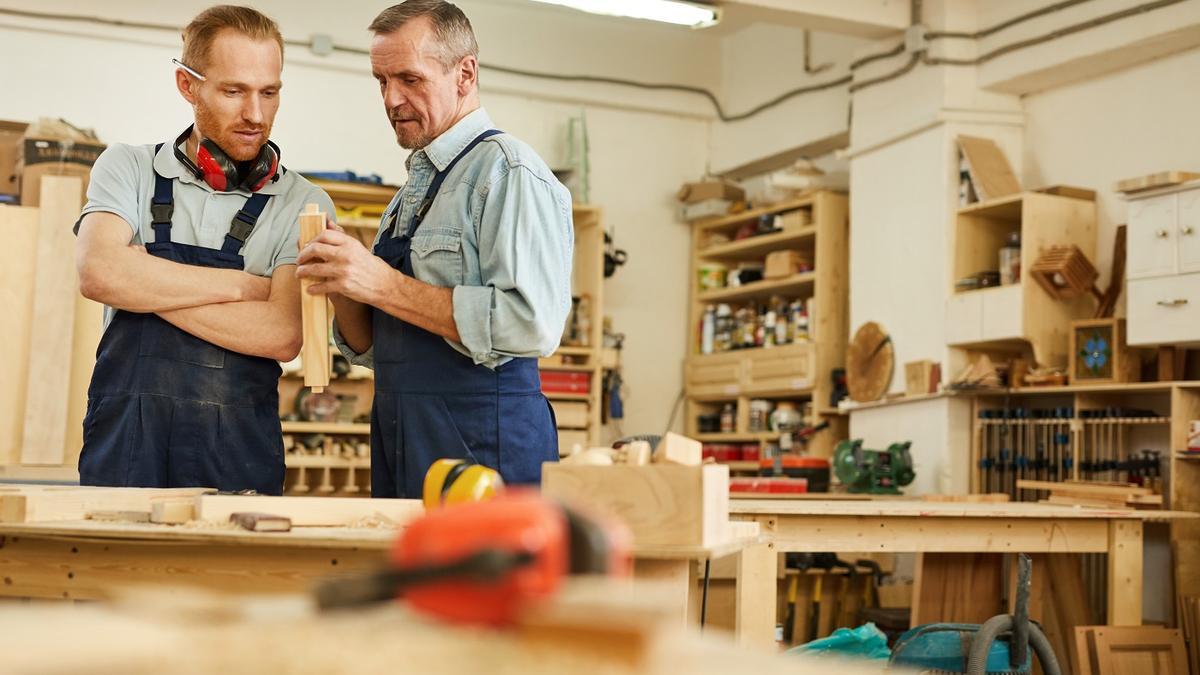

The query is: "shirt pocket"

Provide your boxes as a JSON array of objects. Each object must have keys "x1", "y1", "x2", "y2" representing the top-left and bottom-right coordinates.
[{"x1": 410, "y1": 231, "x2": 464, "y2": 286}]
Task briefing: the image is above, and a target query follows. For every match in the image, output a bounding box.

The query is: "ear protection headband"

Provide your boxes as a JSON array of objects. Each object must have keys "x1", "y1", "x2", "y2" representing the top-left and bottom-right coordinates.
[{"x1": 173, "y1": 125, "x2": 279, "y2": 192}]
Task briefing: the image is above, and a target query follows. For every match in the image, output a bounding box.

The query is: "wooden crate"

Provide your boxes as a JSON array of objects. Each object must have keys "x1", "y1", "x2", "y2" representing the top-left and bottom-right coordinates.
[
  {"x1": 904, "y1": 360, "x2": 940, "y2": 396},
  {"x1": 541, "y1": 463, "x2": 730, "y2": 547}
]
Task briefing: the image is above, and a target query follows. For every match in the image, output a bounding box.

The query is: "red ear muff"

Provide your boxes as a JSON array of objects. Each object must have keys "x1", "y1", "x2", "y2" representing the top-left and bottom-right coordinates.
[
  {"x1": 173, "y1": 125, "x2": 280, "y2": 193},
  {"x1": 195, "y1": 138, "x2": 237, "y2": 192},
  {"x1": 241, "y1": 141, "x2": 279, "y2": 192}
]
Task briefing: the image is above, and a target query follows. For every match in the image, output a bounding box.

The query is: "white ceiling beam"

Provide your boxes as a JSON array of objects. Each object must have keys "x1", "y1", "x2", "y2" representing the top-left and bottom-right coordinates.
[{"x1": 719, "y1": 0, "x2": 910, "y2": 38}]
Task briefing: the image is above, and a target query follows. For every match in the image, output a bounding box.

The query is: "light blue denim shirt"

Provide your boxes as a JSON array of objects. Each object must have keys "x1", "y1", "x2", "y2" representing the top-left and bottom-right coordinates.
[{"x1": 334, "y1": 108, "x2": 574, "y2": 370}]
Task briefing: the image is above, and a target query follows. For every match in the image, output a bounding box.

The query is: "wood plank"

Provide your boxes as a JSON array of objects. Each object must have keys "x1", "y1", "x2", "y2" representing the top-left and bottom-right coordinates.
[
  {"x1": 298, "y1": 203, "x2": 330, "y2": 392},
  {"x1": 911, "y1": 552, "x2": 1003, "y2": 626},
  {"x1": 1115, "y1": 171, "x2": 1200, "y2": 194},
  {"x1": 1018, "y1": 480, "x2": 1153, "y2": 498},
  {"x1": 0, "y1": 534, "x2": 382, "y2": 600},
  {"x1": 958, "y1": 135, "x2": 1021, "y2": 201},
  {"x1": 0, "y1": 486, "x2": 212, "y2": 523},
  {"x1": 734, "y1": 542, "x2": 776, "y2": 649},
  {"x1": 759, "y1": 515, "x2": 1110, "y2": 553},
  {"x1": 0, "y1": 206, "x2": 39, "y2": 466},
  {"x1": 1107, "y1": 519, "x2": 1143, "y2": 626},
  {"x1": 195, "y1": 494, "x2": 422, "y2": 527},
  {"x1": 1090, "y1": 626, "x2": 1188, "y2": 675},
  {"x1": 20, "y1": 176, "x2": 84, "y2": 465},
  {"x1": 1048, "y1": 554, "x2": 1093, "y2": 675},
  {"x1": 730, "y1": 499, "x2": 1135, "y2": 519},
  {"x1": 1075, "y1": 626, "x2": 1097, "y2": 675}
]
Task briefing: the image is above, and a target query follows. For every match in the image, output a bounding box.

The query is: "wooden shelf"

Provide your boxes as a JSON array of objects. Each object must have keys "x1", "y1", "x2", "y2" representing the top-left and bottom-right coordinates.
[
  {"x1": 1176, "y1": 452, "x2": 1200, "y2": 461},
  {"x1": 697, "y1": 272, "x2": 816, "y2": 304},
  {"x1": 544, "y1": 392, "x2": 592, "y2": 402},
  {"x1": 340, "y1": 216, "x2": 380, "y2": 231},
  {"x1": 308, "y1": 179, "x2": 398, "y2": 206},
  {"x1": 698, "y1": 226, "x2": 817, "y2": 261},
  {"x1": 555, "y1": 346, "x2": 596, "y2": 357},
  {"x1": 695, "y1": 196, "x2": 814, "y2": 234},
  {"x1": 280, "y1": 422, "x2": 370, "y2": 435},
  {"x1": 970, "y1": 381, "x2": 1199, "y2": 396},
  {"x1": 723, "y1": 461, "x2": 762, "y2": 472},
  {"x1": 839, "y1": 391, "x2": 954, "y2": 413},
  {"x1": 691, "y1": 342, "x2": 813, "y2": 361},
  {"x1": 537, "y1": 362, "x2": 594, "y2": 373},
  {"x1": 285, "y1": 455, "x2": 369, "y2": 469},
  {"x1": 695, "y1": 432, "x2": 778, "y2": 443}
]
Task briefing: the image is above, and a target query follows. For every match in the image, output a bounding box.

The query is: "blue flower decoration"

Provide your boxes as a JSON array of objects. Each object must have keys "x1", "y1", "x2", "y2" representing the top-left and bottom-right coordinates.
[{"x1": 1080, "y1": 332, "x2": 1111, "y2": 373}]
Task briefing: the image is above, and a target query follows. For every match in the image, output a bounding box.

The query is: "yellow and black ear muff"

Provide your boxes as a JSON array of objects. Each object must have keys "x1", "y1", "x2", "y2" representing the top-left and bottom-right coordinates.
[{"x1": 423, "y1": 458, "x2": 505, "y2": 509}]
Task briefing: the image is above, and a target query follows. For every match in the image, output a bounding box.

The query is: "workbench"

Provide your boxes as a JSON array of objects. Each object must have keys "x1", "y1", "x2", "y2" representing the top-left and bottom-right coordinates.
[
  {"x1": 0, "y1": 517, "x2": 775, "y2": 649},
  {"x1": 729, "y1": 498, "x2": 1186, "y2": 644},
  {"x1": 0, "y1": 587, "x2": 886, "y2": 675}
]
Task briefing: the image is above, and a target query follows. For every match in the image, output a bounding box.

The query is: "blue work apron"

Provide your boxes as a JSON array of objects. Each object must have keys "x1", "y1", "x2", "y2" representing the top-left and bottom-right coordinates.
[
  {"x1": 77, "y1": 148, "x2": 285, "y2": 494},
  {"x1": 369, "y1": 130, "x2": 559, "y2": 498}
]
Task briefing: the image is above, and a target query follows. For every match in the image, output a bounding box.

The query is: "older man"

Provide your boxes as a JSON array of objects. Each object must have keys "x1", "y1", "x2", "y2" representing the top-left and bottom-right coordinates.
[{"x1": 297, "y1": 1, "x2": 573, "y2": 498}]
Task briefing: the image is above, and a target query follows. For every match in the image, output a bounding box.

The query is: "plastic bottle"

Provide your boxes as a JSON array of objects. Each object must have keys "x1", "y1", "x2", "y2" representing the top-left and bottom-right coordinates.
[{"x1": 700, "y1": 305, "x2": 715, "y2": 355}]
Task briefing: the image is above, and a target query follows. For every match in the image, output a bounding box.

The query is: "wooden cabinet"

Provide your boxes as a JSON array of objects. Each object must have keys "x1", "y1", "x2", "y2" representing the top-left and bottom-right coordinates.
[
  {"x1": 945, "y1": 192, "x2": 1096, "y2": 367},
  {"x1": 683, "y1": 191, "x2": 849, "y2": 461},
  {"x1": 1125, "y1": 182, "x2": 1200, "y2": 346}
]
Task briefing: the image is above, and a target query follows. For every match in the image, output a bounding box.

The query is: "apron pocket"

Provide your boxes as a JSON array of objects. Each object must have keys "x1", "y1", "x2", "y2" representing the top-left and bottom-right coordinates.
[
  {"x1": 138, "y1": 318, "x2": 226, "y2": 369},
  {"x1": 216, "y1": 404, "x2": 285, "y2": 495},
  {"x1": 497, "y1": 393, "x2": 558, "y2": 484},
  {"x1": 430, "y1": 394, "x2": 498, "y2": 469}
]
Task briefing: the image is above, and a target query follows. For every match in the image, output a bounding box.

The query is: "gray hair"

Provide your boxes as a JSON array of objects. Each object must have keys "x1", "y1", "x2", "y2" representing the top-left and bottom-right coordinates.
[{"x1": 369, "y1": 1, "x2": 479, "y2": 71}]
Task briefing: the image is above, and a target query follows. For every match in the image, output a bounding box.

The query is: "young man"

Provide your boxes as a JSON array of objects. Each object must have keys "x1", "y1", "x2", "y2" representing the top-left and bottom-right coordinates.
[
  {"x1": 75, "y1": 5, "x2": 334, "y2": 494},
  {"x1": 297, "y1": 1, "x2": 573, "y2": 498}
]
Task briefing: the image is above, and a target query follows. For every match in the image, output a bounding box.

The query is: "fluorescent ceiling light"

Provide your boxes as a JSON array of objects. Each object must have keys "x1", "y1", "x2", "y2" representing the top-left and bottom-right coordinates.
[{"x1": 529, "y1": 0, "x2": 720, "y2": 29}]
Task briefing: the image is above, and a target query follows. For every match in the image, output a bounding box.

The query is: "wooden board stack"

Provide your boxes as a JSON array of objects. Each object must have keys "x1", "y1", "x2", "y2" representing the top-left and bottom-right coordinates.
[
  {"x1": 1074, "y1": 625, "x2": 1187, "y2": 674},
  {"x1": 1017, "y1": 479, "x2": 1162, "y2": 509},
  {"x1": 1182, "y1": 595, "x2": 1200, "y2": 674}
]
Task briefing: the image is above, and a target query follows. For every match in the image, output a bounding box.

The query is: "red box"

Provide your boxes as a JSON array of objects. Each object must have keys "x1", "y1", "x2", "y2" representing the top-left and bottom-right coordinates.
[{"x1": 730, "y1": 477, "x2": 808, "y2": 494}]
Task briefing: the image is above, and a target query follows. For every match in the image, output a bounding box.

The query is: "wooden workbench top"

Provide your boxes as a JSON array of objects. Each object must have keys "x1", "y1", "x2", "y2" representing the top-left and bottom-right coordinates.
[
  {"x1": 0, "y1": 519, "x2": 398, "y2": 549},
  {"x1": 730, "y1": 498, "x2": 1147, "y2": 519}
]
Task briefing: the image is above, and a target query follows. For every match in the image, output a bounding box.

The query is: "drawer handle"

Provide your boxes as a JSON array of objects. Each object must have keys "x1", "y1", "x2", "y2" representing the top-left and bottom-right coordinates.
[
  {"x1": 1157, "y1": 299, "x2": 1189, "y2": 307},
  {"x1": 1183, "y1": 226, "x2": 1195, "y2": 235},
  {"x1": 1157, "y1": 229, "x2": 1170, "y2": 238}
]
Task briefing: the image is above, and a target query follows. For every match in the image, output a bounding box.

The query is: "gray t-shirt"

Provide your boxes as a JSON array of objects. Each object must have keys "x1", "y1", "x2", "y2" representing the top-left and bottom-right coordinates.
[{"x1": 78, "y1": 140, "x2": 336, "y2": 328}]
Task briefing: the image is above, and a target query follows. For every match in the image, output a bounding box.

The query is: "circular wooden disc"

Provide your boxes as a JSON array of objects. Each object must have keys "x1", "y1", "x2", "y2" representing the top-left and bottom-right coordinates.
[{"x1": 847, "y1": 321, "x2": 894, "y2": 403}]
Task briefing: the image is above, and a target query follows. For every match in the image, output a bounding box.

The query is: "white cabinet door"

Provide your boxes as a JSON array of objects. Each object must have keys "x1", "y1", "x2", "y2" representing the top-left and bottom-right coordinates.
[
  {"x1": 1128, "y1": 274, "x2": 1200, "y2": 345},
  {"x1": 1127, "y1": 194, "x2": 1177, "y2": 280},
  {"x1": 945, "y1": 292, "x2": 983, "y2": 345},
  {"x1": 1177, "y1": 189, "x2": 1200, "y2": 274}
]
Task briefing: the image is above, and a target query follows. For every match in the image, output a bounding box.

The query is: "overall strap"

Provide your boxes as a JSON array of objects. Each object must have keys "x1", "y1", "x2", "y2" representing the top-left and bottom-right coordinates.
[
  {"x1": 150, "y1": 143, "x2": 174, "y2": 244},
  {"x1": 401, "y1": 129, "x2": 503, "y2": 237},
  {"x1": 221, "y1": 192, "x2": 272, "y2": 255}
]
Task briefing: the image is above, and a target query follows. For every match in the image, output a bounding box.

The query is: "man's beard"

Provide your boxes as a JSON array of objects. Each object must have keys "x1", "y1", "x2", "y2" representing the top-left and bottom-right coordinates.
[
  {"x1": 195, "y1": 101, "x2": 270, "y2": 161},
  {"x1": 392, "y1": 116, "x2": 432, "y2": 150}
]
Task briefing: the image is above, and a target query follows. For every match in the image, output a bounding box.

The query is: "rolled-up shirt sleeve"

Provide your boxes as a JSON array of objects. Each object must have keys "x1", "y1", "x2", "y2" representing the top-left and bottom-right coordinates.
[{"x1": 453, "y1": 163, "x2": 574, "y2": 367}]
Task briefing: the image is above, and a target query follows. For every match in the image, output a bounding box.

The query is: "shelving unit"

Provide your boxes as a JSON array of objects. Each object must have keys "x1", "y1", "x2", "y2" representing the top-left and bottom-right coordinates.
[
  {"x1": 281, "y1": 181, "x2": 608, "y2": 490},
  {"x1": 959, "y1": 380, "x2": 1200, "y2": 604},
  {"x1": 683, "y1": 191, "x2": 850, "y2": 470},
  {"x1": 946, "y1": 191, "x2": 1096, "y2": 367}
]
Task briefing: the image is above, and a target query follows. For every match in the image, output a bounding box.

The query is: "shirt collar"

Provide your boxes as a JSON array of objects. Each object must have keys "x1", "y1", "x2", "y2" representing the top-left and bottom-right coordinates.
[
  {"x1": 420, "y1": 108, "x2": 494, "y2": 172},
  {"x1": 152, "y1": 135, "x2": 288, "y2": 196}
]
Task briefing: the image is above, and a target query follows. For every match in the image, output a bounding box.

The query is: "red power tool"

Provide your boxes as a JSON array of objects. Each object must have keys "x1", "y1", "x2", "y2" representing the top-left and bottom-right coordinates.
[{"x1": 316, "y1": 490, "x2": 632, "y2": 626}]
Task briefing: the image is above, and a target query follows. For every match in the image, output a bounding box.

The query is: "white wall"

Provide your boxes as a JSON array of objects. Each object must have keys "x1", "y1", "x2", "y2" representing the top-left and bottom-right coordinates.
[{"x1": 0, "y1": 0, "x2": 715, "y2": 439}]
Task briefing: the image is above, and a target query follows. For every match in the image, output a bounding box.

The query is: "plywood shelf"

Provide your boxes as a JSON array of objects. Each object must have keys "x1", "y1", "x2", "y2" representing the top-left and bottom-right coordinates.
[
  {"x1": 697, "y1": 272, "x2": 816, "y2": 304},
  {"x1": 685, "y1": 190, "x2": 849, "y2": 459},
  {"x1": 544, "y1": 392, "x2": 592, "y2": 402},
  {"x1": 694, "y1": 432, "x2": 778, "y2": 443},
  {"x1": 694, "y1": 196, "x2": 815, "y2": 234},
  {"x1": 308, "y1": 179, "x2": 398, "y2": 206},
  {"x1": 698, "y1": 226, "x2": 817, "y2": 262},
  {"x1": 280, "y1": 422, "x2": 371, "y2": 435}
]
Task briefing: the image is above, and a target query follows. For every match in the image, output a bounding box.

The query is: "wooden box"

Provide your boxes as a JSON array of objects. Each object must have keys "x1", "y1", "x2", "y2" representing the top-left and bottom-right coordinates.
[
  {"x1": 764, "y1": 250, "x2": 809, "y2": 279},
  {"x1": 1069, "y1": 318, "x2": 1139, "y2": 384},
  {"x1": 550, "y1": 400, "x2": 589, "y2": 429},
  {"x1": 541, "y1": 463, "x2": 730, "y2": 547},
  {"x1": 904, "y1": 360, "x2": 941, "y2": 396}
]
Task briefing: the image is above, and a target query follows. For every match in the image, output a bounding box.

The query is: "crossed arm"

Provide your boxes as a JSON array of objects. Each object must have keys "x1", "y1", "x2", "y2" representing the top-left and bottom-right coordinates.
[{"x1": 76, "y1": 211, "x2": 302, "y2": 362}]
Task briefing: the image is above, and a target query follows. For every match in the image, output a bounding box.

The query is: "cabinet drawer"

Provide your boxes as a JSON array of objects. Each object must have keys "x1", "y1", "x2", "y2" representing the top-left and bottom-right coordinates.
[
  {"x1": 1127, "y1": 194, "x2": 1177, "y2": 280},
  {"x1": 550, "y1": 400, "x2": 590, "y2": 429},
  {"x1": 686, "y1": 356, "x2": 742, "y2": 397},
  {"x1": 946, "y1": 292, "x2": 983, "y2": 346},
  {"x1": 743, "y1": 343, "x2": 814, "y2": 393},
  {"x1": 1128, "y1": 274, "x2": 1200, "y2": 345},
  {"x1": 1177, "y1": 189, "x2": 1200, "y2": 274}
]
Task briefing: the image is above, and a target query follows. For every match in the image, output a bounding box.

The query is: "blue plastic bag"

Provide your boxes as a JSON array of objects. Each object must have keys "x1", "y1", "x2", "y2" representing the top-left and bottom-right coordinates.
[{"x1": 790, "y1": 622, "x2": 891, "y2": 660}]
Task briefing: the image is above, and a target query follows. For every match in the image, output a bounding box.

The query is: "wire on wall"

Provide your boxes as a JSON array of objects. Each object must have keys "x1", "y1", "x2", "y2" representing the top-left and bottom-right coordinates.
[{"x1": 0, "y1": 0, "x2": 1190, "y2": 123}]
